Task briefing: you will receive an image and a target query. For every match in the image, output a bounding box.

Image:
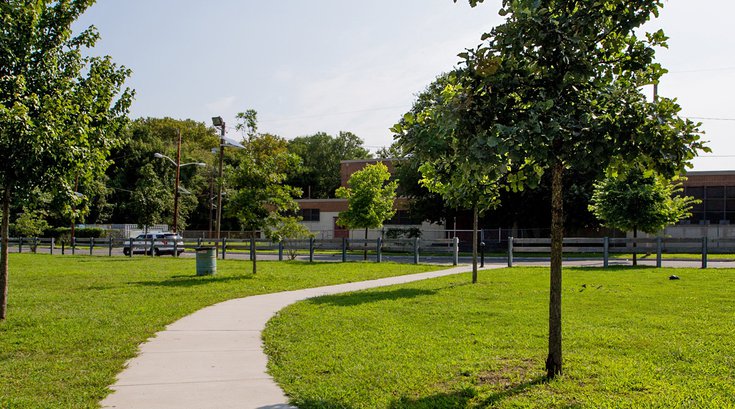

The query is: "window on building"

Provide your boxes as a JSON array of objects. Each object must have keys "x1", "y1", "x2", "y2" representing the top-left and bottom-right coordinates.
[
  {"x1": 387, "y1": 210, "x2": 420, "y2": 225},
  {"x1": 300, "y1": 208, "x2": 320, "y2": 222}
]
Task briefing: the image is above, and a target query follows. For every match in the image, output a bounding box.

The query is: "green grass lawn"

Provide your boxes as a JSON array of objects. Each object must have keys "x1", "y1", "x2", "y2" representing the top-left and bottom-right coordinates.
[
  {"x1": 0, "y1": 254, "x2": 440, "y2": 408},
  {"x1": 264, "y1": 267, "x2": 735, "y2": 408}
]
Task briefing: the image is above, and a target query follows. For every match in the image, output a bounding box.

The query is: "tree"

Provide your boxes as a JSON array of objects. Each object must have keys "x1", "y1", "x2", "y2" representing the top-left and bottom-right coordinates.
[
  {"x1": 287, "y1": 131, "x2": 372, "y2": 199},
  {"x1": 589, "y1": 169, "x2": 696, "y2": 265},
  {"x1": 393, "y1": 71, "x2": 510, "y2": 283},
  {"x1": 0, "y1": 1, "x2": 133, "y2": 320},
  {"x1": 460, "y1": 0, "x2": 707, "y2": 377},
  {"x1": 228, "y1": 112, "x2": 303, "y2": 272},
  {"x1": 336, "y1": 163, "x2": 398, "y2": 260},
  {"x1": 129, "y1": 164, "x2": 171, "y2": 232},
  {"x1": 265, "y1": 216, "x2": 314, "y2": 260},
  {"x1": 228, "y1": 133, "x2": 302, "y2": 234},
  {"x1": 104, "y1": 117, "x2": 217, "y2": 230}
]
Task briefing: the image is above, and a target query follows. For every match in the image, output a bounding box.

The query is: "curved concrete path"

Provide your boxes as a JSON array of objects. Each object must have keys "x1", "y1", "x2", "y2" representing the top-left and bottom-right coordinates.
[{"x1": 101, "y1": 264, "x2": 495, "y2": 409}]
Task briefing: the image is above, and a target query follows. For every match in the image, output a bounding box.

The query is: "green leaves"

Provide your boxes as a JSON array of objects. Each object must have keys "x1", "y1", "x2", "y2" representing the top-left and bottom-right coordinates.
[
  {"x1": 336, "y1": 163, "x2": 398, "y2": 230},
  {"x1": 589, "y1": 168, "x2": 697, "y2": 234}
]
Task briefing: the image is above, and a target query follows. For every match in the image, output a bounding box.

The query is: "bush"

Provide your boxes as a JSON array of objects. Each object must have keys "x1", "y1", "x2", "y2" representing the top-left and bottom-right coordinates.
[{"x1": 43, "y1": 227, "x2": 107, "y2": 243}]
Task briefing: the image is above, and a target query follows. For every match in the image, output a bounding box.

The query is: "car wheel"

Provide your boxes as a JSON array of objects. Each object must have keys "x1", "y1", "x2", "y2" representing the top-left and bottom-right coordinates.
[
  {"x1": 123, "y1": 248, "x2": 130, "y2": 256},
  {"x1": 154, "y1": 248, "x2": 161, "y2": 257}
]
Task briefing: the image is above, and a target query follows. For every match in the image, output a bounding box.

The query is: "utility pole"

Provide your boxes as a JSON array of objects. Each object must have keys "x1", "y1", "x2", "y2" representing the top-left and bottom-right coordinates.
[
  {"x1": 172, "y1": 129, "x2": 182, "y2": 233},
  {"x1": 208, "y1": 168, "x2": 214, "y2": 238},
  {"x1": 71, "y1": 174, "x2": 79, "y2": 240},
  {"x1": 215, "y1": 119, "x2": 225, "y2": 240}
]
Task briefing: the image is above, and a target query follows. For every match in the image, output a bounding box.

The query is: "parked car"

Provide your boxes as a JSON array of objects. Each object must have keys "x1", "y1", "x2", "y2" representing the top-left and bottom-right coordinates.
[{"x1": 123, "y1": 232, "x2": 185, "y2": 256}]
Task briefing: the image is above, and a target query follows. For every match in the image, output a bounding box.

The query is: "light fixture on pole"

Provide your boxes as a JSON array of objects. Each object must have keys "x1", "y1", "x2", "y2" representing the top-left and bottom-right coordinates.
[{"x1": 154, "y1": 131, "x2": 206, "y2": 233}]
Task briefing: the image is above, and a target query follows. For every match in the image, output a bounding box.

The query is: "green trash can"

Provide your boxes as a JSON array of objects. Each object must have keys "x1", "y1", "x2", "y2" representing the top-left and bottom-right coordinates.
[{"x1": 195, "y1": 247, "x2": 216, "y2": 276}]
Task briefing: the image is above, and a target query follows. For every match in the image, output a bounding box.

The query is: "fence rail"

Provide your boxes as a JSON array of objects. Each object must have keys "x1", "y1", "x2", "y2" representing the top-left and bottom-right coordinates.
[
  {"x1": 2, "y1": 236, "x2": 462, "y2": 266},
  {"x1": 4, "y1": 235, "x2": 732, "y2": 269},
  {"x1": 508, "y1": 236, "x2": 723, "y2": 268}
]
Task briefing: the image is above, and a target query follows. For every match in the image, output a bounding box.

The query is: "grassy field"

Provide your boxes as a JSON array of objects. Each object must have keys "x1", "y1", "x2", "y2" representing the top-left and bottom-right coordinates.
[
  {"x1": 264, "y1": 267, "x2": 735, "y2": 408},
  {"x1": 0, "y1": 254, "x2": 440, "y2": 408}
]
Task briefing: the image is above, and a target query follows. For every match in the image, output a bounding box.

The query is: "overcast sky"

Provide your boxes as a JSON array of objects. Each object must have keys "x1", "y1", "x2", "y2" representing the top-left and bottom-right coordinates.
[{"x1": 75, "y1": 0, "x2": 735, "y2": 171}]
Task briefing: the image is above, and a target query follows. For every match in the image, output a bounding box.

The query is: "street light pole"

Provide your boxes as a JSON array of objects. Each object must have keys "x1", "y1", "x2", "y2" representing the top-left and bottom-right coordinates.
[
  {"x1": 213, "y1": 117, "x2": 225, "y2": 240},
  {"x1": 173, "y1": 129, "x2": 182, "y2": 233}
]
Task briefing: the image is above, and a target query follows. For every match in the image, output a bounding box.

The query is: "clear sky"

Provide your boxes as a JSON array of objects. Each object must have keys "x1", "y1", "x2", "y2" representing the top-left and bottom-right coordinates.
[{"x1": 75, "y1": 0, "x2": 734, "y2": 171}]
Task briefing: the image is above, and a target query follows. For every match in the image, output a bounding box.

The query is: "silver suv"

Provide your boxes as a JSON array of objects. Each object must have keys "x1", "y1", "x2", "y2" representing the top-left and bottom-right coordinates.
[{"x1": 123, "y1": 233, "x2": 185, "y2": 256}]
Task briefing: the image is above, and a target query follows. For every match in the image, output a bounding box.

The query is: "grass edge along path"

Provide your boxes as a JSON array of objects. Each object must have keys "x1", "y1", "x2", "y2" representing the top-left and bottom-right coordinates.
[
  {"x1": 0, "y1": 254, "x2": 441, "y2": 409},
  {"x1": 263, "y1": 267, "x2": 735, "y2": 409}
]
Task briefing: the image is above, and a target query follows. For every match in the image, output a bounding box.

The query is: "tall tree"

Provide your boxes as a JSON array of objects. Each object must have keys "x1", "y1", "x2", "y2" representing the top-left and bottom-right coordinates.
[
  {"x1": 336, "y1": 163, "x2": 398, "y2": 260},
  {"x1": 228, "y1": 112, "x2": 303, "y2": 272},
  {"x1": 104, "y1": 117, "x2": 217, "y2": 230},
  {"x1": 227, "y1": 133, "x2": 302, "y2": 234},
  {"x1": 589, "y1": 169, "x2": 696, "y2": 265},
  {"x1": 393, "y1": 71, "x2": 511, "y2": 283},
  {"x1": 460, "y1": 0, "x2": 707, "y2": 377},
  {"x1": 0, "y1": 1, "x2": 133, "y2": 320},
  {"x1": 287, "y1": 131, "x2": 372, "y2": 199}
]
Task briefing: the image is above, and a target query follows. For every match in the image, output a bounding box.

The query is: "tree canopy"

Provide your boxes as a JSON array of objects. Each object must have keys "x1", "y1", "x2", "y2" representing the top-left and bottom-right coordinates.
[
  {"x1": 0, "y1": 0, "x2": 133, "y2": 320},
  {"x1": 456, "y1": 0, "x2": 707, "y2": 377},
  {"x1": 589, "y1": 169, "x2": 696, "y2": 236},
  {"x1": 287, "y1": 131, "x2": 372, "y2": 199},
  {"x1": 336, "y1": 162, "x2": 398, "y2": 254},
  {"x1": 227, "y1": 114, "x2": 303, "y2": 235}
]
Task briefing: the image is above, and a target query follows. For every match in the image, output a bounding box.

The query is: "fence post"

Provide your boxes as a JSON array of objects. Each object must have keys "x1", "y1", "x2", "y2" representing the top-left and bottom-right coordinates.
[
  {"x1": 18, "y1": 237, "x2": 22, "y2": 253},
  {"x1": 278, "y1": 240, "x2": 284, "y2": 261},
  {"x1": 197, "y1": 237, "x2": 202, "y2": 248},
  {"x1": 50, "y1": 238, "x2": 54, "y2": 255},
  {"x1": 413, "y1": 237, "x2": 419, "y2": 264},
  {"x1": 128, "y1": 238, "x2": 133, "y2": 257},
  {"x1": 309, "y1": 237, "x2": 315, "y2": 262},
  {"x1": 453, "y1": 237, "x2": 459, "y2": 266},
  {"x1": 109, "y1": 238, "x2": 113, "y2": 257},
  {"x1": 656, "y1": 237, "x2": 662, "y2": 268},
  {"x1": 71, "y1": 237, "x2": 75, "y2": 255},
  {"x1": 376, "y1": 237, "x2": 382, "y2": 263},
  {"x1": 341, "y1": 238, "x2": 347, "y2": 262},
  {"x1": 173, "y1": 239, "x2": 178, "y2": 258},
  {"x1": 150, "y1": 238, "x2": 155, "y2": 257},
  {"x1": 32, "y1": 237, "x2": 38, "y2": 254},
  {"x1": 90, "y1": 237, "x2": 95, "y2": 256},
  {"x1": 507, "y1": 236, "x2": 514, "y2": 268},
  {"x1": 603, "y1": 237, "x2": 609, "y2": 268},
  {"x1": 702, "y1": 236, "x2": 708, "y2": 269},
  {"x1": 250, "y1": 238, "x2": 255, "y2": 261},
  {"x1": 480, "y1": 242, "x2": 485, "y2": 268},
  {"x1": 61, "y1": 240, "x2": 65, "y2": 255},
  {"x1": 222, "y1": 237, "x2": 227, "y2": 260}
]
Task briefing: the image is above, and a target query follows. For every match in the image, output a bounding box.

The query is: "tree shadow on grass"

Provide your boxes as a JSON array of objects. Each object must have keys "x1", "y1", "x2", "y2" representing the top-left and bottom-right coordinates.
[
  {"x1": 307, "y1": 288, "x2": 437, "y2": 307},
  {"x1": 388, "y1": 376, "x2": 547, "y2": 408},
  {"x1": 286, "y1": 400, "x2": 354, "y2": 409},
  {"x1": 128, "y1": 274, "x2": 255, "y2": 288}
]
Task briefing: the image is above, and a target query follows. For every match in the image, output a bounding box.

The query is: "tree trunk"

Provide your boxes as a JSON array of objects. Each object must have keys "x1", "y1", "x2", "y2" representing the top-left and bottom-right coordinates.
[
  {"x1": 546, "y1": 161, "x2": 564, "y2": 378},
  {"x1": 632, "y1": 227, "x2": 638, "y2": 266},
  {"x1": 1, "y1": 186, "x2": 11, "y2": 320},
  {"x1": 363, "y1": 227, "x2": 368, "y2": 261},
  {"x1": 472, "y1": 205, "x2": 478, "y2": 284}
]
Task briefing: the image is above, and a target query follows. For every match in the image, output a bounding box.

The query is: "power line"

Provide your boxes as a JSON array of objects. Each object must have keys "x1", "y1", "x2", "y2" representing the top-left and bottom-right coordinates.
[{"x1": 686, "y1": 117, "x2": 735, "y2": 122}]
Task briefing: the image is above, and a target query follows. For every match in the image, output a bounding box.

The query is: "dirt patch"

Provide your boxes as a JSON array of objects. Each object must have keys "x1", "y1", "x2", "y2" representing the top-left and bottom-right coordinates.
[{"x1": 477, "y1": 358, "x2": 540, "y2": 389}]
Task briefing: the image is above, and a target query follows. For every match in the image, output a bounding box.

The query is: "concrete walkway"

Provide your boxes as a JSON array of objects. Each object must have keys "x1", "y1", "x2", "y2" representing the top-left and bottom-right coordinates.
[{"x1": 101, "y1": 264, "x2": 495, "y2": 409}]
